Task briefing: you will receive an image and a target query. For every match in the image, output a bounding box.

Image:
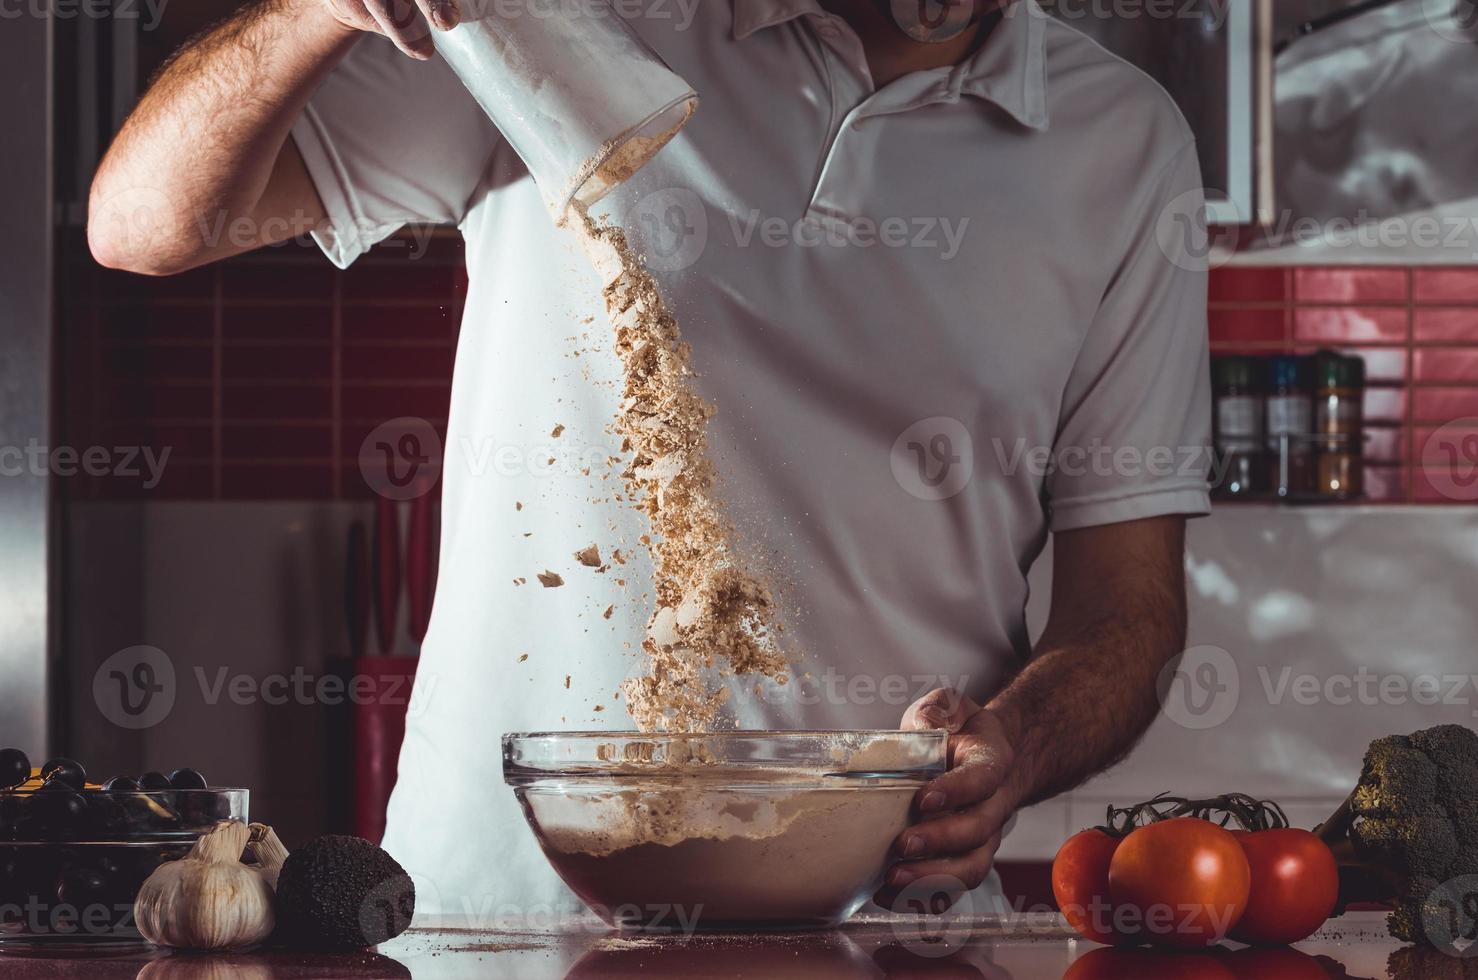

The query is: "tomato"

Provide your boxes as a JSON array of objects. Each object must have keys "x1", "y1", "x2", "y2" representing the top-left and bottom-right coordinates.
[
  {"x1": 1229, "y1": 828, "x2": 1338, "y2": 946},
  {"x1": 1064, "y1": 946, "x2": 1237, "y2": 980},
  {"x1": 1107, "y1": 817, "x2": 1252, "y2": 948},
  {"x1": 1053, "y1": 829, "x2": 1125, "y2": 945},
  {"x1": 1224, "y1": 946, "x2": 1329, "y2": 980}
]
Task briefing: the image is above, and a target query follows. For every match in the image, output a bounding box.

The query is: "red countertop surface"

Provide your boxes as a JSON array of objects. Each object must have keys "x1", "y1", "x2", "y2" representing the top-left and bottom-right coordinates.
[{"x1": 0, "y1": 912, "x2": 1434, "y2": 979}]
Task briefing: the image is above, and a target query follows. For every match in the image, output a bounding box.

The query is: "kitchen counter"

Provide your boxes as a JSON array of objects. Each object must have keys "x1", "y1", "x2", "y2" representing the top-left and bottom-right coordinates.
[{"x1": 0, "y1": 912, "x2": 1438, "y2": 979}]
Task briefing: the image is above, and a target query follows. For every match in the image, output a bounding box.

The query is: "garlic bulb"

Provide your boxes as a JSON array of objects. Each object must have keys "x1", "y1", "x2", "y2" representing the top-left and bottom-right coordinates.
[{"x1": 135, "y1": 820, "x2": 275, "y2": 950}]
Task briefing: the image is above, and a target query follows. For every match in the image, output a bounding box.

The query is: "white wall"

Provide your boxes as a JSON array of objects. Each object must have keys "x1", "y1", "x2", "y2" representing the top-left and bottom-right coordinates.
[
  {"x1": 65, "y1": 502, "x2": 1478, "y2": 856},
  {"x1": 1000, "y1": 504, "x2": 1478, "y2": 859}
]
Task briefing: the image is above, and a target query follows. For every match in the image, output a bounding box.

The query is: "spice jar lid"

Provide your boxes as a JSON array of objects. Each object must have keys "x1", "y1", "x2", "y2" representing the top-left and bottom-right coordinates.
[
  {"x1": 1313, "y1": 351, "x2": 1365, "y2": 389},
  {"x1": 1212, "y1": 356, "x2": 1265, "y2": 390},
  {"x1": 1268, "y1": 355, "x2": 1310, "y2": 390}
]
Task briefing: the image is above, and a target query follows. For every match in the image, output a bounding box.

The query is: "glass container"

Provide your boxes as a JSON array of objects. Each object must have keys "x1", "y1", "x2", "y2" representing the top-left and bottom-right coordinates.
[
  {"x1": 0, "y1": 787, "x2": 248, "y2": 948},
  {"x1": 433, "y1": 0, "x2": 699, "y2": 221},
  {"x1": 504, "y1": 731, "x2": 947, "y2": 931}
]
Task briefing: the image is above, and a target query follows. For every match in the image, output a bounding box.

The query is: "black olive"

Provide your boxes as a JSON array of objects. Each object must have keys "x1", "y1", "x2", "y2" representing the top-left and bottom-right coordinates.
[
  {"x1": 0, "y1": 748, "x2": 29, "y2": 790},
  {"x1": 168, "y1": 768, "x2": 207, "y2": 791},
  {"x1": 137, "y1": 771, "x2": 171, "y2": 792},
  {"x1": 100, "y1": 776, "x2": 141, "y2": 794},
  {"x1": 36, "y1": 782, "x2": 88, "y2": 828},
  {"x1": 40, "y1": 758, "x2": 87, "y2": 791},
  {"x1": 57, "y1": 866, "x2": 108, "y2": 907}
]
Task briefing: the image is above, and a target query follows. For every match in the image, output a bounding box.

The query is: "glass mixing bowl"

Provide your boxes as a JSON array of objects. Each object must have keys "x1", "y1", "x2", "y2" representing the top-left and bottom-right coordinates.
[
  {"x1": 0, "y1": 787, "x2": 247, "y2": 948},
  {"x1": 504, "y1": 731, "x2": 947, "y2": 931}
]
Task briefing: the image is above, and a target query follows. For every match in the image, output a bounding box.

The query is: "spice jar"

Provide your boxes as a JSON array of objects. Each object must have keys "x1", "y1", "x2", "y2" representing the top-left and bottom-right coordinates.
[
  {"x1": 1266, "y1": 355, "x2": 1314, "y2": 499},
  {"x1": 1211, "y1": 356, "x2": 1266, "y2": 499},
  {"x1": 1313, "y1": 351, "x2": 1365, "y2": 499}
]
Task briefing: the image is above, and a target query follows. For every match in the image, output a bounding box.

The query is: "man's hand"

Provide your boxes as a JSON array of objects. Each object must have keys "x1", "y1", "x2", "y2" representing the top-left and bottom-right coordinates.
[
  {"x1": 324, "y1": 0, "x2": 461, "y2": 60},
  {"x1": 873, "y1": 517, "x2": 1191, "y2": 913},
  {"x1": 874, "y1": 688, "x2": 1022, "y2": 912}
]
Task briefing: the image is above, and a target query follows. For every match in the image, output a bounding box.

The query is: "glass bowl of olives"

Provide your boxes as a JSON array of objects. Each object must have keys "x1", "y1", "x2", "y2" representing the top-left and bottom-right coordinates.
[{"x1": 0, "y1": 748, "x2": 247, "y2": 949}]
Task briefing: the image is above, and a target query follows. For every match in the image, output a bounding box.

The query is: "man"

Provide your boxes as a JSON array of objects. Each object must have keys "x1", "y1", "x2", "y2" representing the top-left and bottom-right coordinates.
[{"x1": 90, "y1": 0, "x2": 1211, "y2": 920}]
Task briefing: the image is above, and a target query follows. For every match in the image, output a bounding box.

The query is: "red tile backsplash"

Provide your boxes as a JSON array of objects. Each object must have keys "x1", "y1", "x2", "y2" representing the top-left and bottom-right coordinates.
[
  {"x1": 62, "y1": 230, "x2": 462, "y2": 500},
  {"x1": 1414, "y1": 349, "x2": 1478, "y2": 384},
  {"x1": 1294, "y1": 268, "x2": 1408, "y2": 304},
  {"x1": 1414, "y1": 308, "x2": 1478, "y2": 343},
  {"x1": 1211, "y1": 265, "x2": 1478, "y2": 504},
  {"x1": 1209, "y1": 308, "x2": 1286, "y2": 346},
  {"x1": 1415, "y1": 269, "x2": 1478, "y2": 304},
  {"x1": 61, "y1": 251, "x2": 1478, "y2": 504},
  {"x1": 1294, "y1": 307, "x2": 1409, "y2": 344}
]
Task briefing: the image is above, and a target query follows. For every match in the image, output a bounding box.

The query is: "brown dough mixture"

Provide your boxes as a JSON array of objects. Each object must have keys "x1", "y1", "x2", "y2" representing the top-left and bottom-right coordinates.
[{"x1": 567, "y1": 203, "x2": 789, "y2": 732}]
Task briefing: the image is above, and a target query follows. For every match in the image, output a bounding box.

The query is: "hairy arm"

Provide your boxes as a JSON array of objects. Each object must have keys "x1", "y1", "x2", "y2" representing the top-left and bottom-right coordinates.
[
  {"x1": 88, "y1": 0, "x2": 454, "y2": 275},
  {"x1": 993, "y1": 514, "x2": 1187, "y2": 806},
  {"x1": 877, "y1": 515, "x2": 1188, "y2": 908}
]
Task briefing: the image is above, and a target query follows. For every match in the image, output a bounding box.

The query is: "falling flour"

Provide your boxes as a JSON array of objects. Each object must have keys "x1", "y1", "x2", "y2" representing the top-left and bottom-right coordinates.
[{"x1": 566, "y1": 201, "x2": 789, "y2": 733}]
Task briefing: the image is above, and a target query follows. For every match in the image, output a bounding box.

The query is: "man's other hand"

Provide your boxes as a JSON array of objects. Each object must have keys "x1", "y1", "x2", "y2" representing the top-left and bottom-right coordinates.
[{"x1": 874, "y1": 688, "x2": 1021, "y2": 912}]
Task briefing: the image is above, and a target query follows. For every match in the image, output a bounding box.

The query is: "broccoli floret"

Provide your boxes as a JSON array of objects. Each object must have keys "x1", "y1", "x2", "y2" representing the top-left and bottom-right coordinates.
[{"x1": 1321, "y1": 725, "x2": 1478, "y2": 948}]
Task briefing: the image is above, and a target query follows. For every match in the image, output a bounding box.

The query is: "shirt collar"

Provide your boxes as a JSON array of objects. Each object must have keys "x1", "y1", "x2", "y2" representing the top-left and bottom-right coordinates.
[{"x1": 732, "y1": 0, "x2": 1050, "y2": 131}]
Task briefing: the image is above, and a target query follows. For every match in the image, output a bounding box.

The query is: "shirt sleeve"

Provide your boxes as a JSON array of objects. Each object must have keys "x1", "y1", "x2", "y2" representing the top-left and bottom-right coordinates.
[
  {"x1": 290, "y1": 36, "x2": 503, "y2": 269},
  {"x1": 1045, "y1": 139, "x2": 1213, "y2": 533}
]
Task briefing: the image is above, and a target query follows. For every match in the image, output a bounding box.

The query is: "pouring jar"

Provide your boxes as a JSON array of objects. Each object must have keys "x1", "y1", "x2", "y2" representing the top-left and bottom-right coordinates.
[{"x1": 432, "y1": 0, "x2": 699, "y2": 221}]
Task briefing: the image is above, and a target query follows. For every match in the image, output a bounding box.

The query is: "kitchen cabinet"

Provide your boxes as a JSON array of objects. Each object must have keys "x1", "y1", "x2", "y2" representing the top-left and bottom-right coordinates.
[{"x1": 1042, "y1": 0, "x2": 1274, "y2": 227}]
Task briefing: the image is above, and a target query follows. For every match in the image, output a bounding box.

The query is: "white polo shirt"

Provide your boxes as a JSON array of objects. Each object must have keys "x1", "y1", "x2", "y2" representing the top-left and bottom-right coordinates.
[{"x1": 292, "y1": 0, "x2": 1211, "y2": 919}]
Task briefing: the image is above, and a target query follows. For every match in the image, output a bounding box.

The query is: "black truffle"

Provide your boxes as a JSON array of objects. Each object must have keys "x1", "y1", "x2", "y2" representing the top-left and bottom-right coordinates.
[{"x1": 274, "y1": 835, "x2": 415, "y2": 950}]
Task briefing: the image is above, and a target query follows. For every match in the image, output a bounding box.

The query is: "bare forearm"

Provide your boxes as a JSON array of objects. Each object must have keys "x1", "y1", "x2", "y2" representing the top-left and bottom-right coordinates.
[
  {"x1": 89, "y1": 0, "x2": 355, "y2": 273},
  {"x1": 988, "y1": 517, "x2": 1188, "y2": 808}
]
